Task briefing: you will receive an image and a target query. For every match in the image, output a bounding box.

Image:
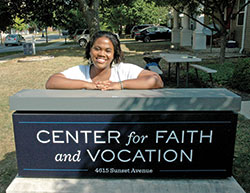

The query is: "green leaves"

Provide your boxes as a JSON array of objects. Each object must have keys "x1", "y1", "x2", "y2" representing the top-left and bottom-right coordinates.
[
  {"x1": 100, "y1": 0, "x2": 171, "y2": 32},
  {"x1": 231, "y1": 58, "x2": 250, "y2": 92},
  {"x1": 13, "y1": 16, "x2": 28, "y2": 32},
  {"x1": 0, "y1": 0, "x2": 14, "y2": 31}
]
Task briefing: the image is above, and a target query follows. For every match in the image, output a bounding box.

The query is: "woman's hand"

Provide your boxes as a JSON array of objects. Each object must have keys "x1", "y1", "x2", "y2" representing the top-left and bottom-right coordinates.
[
  {"x1": 95, "y1": 80, "x2": 122, "y2": 90},
  {"x1": 94, "y1": 69, "x2": 164, "y2": 91},
  {"x1": 46, "y1": 70, "x2": 163, "y2": 90}
]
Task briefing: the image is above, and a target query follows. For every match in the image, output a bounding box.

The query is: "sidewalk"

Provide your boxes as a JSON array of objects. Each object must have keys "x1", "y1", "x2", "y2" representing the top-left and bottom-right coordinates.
[
  {"x1": 240, "y1": 101, "x2": 250, "y2": 119},
  {"x1": 0, "y1": 41, "x2": 76, "y2": 63}
]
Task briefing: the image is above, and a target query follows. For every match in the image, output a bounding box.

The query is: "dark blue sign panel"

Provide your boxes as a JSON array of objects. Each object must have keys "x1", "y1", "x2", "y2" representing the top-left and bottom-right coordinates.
[{"x1": 12, "y1": 111, "x2": 237, "y2": 178}]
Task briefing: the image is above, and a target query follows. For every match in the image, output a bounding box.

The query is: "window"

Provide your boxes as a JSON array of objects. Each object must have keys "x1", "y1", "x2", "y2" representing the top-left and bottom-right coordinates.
[
  {"x1": 237, "y1": 0, "x2": 245, "y2": 25},
  {"x1": 147, "y1": 28, "x2": 155, "y2": 32}
]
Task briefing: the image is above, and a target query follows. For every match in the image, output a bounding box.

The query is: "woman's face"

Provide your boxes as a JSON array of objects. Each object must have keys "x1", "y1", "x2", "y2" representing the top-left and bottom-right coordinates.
[{"x1": 90, "y1": 36, "x2": 115, "y2": 70}]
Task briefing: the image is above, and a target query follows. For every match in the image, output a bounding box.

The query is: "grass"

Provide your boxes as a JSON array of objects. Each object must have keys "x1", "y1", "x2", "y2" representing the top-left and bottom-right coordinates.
[
  {"x1": 233, "y1": 116, "x2": 250, "y2": 191},
  {"x1": 0, "y1": 42, "x2": 249, "y2": 192},
  {"x1": 0, "y1": 51, "x2": 23, "y2": 58},
  {"x1": 0, "y1": 48, "x2": 85, "y2": 192}
]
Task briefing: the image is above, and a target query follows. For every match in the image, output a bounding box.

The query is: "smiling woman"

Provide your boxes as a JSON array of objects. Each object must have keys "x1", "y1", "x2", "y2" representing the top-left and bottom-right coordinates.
[{"x1": 45, "y1": 31, "x2": 164, "y2": 90}]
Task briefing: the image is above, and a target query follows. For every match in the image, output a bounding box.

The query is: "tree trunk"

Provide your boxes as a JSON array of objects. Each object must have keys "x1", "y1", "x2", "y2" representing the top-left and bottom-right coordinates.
[
  {"x1": 45, "y1": 27, "x2": 48, "y2": 43},
  {"x1": 219, "y1": 34, "x2": 227, "y2": 63},
  {"x1": 84, "y1": 8, "x2": 100, "y2": 36},
  {"x1": 77, "y1": 0, "x2": 100, "y2": 37},
  {"x1": 0, "y1": 31, "x2": 3, "y2": 45},
  {"x1": 118, "y1": 25, "x2": 122, "y2": 37}
]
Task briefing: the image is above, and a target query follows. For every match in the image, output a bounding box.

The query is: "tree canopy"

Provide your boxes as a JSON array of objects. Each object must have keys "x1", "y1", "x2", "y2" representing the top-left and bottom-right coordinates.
[
  {"x1": 100, "y1": 0, "x2": 171, "y2": 34},
  {"x1": 2, "y1": 0, "x2": 172, "y2": 36},
  {"x1": 77, "y1": 0, "x2": 100, "y2": 36},
  {"x1": 0, "y1": 0, "x2": 15, "y2": 31},
  {"x1": 2, "y1": 0, "x2": 248, "y2": 62}
]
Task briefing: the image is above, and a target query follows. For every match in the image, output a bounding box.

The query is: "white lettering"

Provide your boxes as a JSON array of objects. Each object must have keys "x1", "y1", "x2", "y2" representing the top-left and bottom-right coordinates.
[
  {"x1": 132, "y1": 150, "x2": 146, "y2": 162},
  {"x1": 66, "y1": 130, "x2": 78, "y2": 144},
  {"x1": 181, "y1": 130, "x2": 185, "y2": 143},
  {"x1": 156, "y1": 131, "x2": 168, "y2": 143},
  {"x1": 80, "y1": 130, "x2": 92, "y2": 143},
  {"x1": 145, "y1": 149, "x2": 156, "y2": 162},
  {"x1": 52, "y1": 130, "x2": 64, "y2": 143},
  {"x1": 200, "y1": 130, "x2": 213, "y2": 143},
  {"x1": 186, "y1": 130, "x2": 199, "y2": 143},
  {"x1": 55, "y1": 153, "x2": 63, "y2": 162},
  {"x1": 37, "y1": 130, "x2": 50, "y2": 144},
  {"x1": 163, "y1": 149, "x2": 178, "y2": 162},
  {"x1": 108, "y1": 131, "x2": 120, "y2": 144},
  {"x1": 94, "y1": 131, "x2": 106, "y2": 144},
  {"x1": 54, "y1": 150, "x2": 81, "y2": 162},
  {"x1": 165, "y1": 130, "x2": 179, "y2": 143},
  {"x1": 72, "y1": 150, "x2": 81, "y2": 162},
  {"x1": 180, "y1": 149, "x2": 193, "y2": 162},
  {"x1": 117, "y1": 149, "x2": 131, "y2": 162},
  {"x1": 101, "y1": 149, "x2": 115, "y2": 162},
  {"x1": 87, "y1": 149, "x2": 100, "y2": 162}
]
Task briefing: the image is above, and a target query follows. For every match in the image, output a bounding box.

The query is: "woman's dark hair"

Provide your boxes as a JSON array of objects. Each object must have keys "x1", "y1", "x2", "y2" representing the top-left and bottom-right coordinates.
[{"x1": 85, "y1": 31, "x2": 124, "y2": 64}]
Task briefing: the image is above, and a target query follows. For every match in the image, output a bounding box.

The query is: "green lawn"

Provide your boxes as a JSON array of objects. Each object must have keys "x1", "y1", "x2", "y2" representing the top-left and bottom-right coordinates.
[{"x1": 0, "y1": 44, "x2": 249, "y2": 192}]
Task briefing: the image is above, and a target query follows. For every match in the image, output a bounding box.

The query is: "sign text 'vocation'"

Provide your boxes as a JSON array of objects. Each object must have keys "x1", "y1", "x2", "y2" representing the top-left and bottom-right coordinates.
[{"x1": 36, "y1": 129, "x2": 213, "y2": 163}]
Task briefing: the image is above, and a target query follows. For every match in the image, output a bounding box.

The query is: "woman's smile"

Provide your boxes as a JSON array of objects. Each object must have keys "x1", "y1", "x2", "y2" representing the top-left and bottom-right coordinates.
[{"x1": 96, "y1": 57, "x2": 106, "y2": 64}]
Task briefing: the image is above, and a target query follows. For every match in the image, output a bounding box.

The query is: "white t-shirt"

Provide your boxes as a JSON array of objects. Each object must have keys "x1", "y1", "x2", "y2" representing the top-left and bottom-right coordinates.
[{"x1": 61, "y1": 62, "x2": 144, "y2": 82}]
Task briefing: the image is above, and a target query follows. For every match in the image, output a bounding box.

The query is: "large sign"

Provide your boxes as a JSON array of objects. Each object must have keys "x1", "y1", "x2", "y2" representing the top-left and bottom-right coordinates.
[{"x1": 13, "y1": 111, "x2": 237, "y2": 178}]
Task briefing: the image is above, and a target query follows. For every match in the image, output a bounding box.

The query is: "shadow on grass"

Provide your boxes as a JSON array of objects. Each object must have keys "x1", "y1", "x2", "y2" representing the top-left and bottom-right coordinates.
[
  {"x1": 37, "y1": 40, "x2": 171, "y2": 58},
  {"x1": 0, "y1": 151, "x2": 17, "y2": 193},
  {"x1": 38, "y1": 46, "x2": 86, "y2": 58},
  {"x1": 124, "y1": 40, "x2": 171, "y2": 53}
]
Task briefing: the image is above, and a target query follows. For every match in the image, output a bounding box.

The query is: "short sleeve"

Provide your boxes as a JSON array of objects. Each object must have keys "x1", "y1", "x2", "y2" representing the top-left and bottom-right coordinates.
[
  {"x1": 111, "y1": 63, "x2": 143, "y2": 81},
  {"x1": 61, "y1": 65, "x2": 91, "y2": 82}
]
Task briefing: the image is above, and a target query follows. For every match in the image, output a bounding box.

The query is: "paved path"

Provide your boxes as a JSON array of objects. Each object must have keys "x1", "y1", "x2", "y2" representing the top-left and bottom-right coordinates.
[
  {"x1": 0, "y1": 41, "x2": 77, "y2": 63},
  {"x1": 240, "y1": 101, "x2": 250, "y2": 119}
]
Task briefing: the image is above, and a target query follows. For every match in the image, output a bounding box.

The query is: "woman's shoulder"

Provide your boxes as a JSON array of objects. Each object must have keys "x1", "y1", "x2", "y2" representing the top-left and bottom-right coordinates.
[
  {"x1": 61, "y1": 64, "x2": 90, "y2": 75},
  {"x1": 114, "y1": 62, "x2": 142, "y2": 68},
  {"x1": 112, "y1": 62, "x2": 143, "y2": 78}
]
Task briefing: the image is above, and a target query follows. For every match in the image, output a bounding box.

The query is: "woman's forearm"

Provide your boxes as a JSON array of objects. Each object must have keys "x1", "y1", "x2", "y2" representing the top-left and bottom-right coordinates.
[
  {"x1": 122, "y1": 73, "x2": 164, "y2": 89},
  {"x1": 45, "y1": 73, "x2": 96, "y2": 90}
]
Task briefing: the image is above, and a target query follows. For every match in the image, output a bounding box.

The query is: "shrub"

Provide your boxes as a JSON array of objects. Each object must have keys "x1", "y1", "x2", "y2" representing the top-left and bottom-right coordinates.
[
  {"x1": 231, "y1": 58, "x2": 250, "y2": 92},
  {"x1": 208, "y1": 62, "x2": 234, "y2": 86},
  {"x1": 189, "y1": 61, "x2": 234, "y2": 86}
]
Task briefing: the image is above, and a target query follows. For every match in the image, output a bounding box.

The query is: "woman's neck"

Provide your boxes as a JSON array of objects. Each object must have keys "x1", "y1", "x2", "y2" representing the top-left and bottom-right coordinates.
[{"x1": 90, "y1": 64, "x2": 111, "y2": 82}]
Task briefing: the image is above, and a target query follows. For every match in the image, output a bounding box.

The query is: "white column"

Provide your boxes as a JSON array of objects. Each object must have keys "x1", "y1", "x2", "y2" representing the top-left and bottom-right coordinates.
[
  {"x1": 192, "y1": 13, "x2": 207, "y2": 50},
  {"x1": 180, "y1": 9, "x2": 192, "y2": 47},
  {"x1": 171, "y1": 9, "x2": 180, "y2": 45}
]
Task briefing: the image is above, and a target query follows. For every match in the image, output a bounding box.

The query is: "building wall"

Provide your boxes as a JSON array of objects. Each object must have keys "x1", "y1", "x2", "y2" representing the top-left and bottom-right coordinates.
[
  {"x1": 230, "y1": 1, "x2": 250, "y2": 54},
  {"x1": 244, "y1": 6, "x2": 250, "y2": 53},
  {"x1": 231, "y1": 22, "x2": 242, "y2": 46},
  {"x1": 230, "y1": 2, "x2": 242, "y2": 46}
]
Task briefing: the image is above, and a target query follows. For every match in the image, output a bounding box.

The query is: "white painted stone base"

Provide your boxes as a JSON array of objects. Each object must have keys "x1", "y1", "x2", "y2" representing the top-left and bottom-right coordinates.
[
  {"x1": 6, "y1": 176, "x2": 246, "y2": 193},
  {"x1": 193, "y1": 32, "x2": 207, "y2": 50},
  {"x1": 171, "y1": 28, "x2": 180, "y2": 45},
  {"x1": 240, "y1": 101, "x2": 250, "y2": 119},
  {"x1": 180, "y1": 29, "x2": 192, "y2": 47}
]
